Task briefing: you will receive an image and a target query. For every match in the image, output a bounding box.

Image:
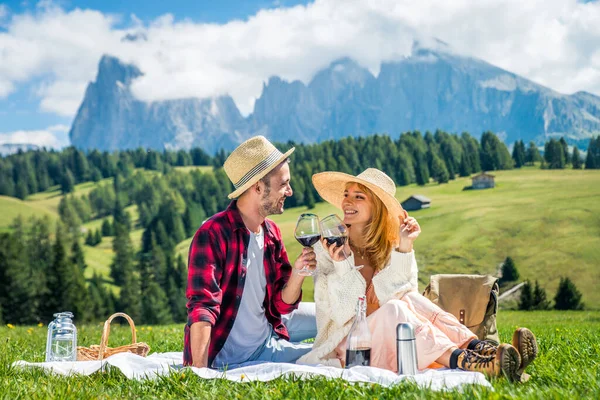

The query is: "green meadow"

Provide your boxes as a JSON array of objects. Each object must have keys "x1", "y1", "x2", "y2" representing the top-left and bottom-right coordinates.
[
  {"x1": 1, "y1": 311, "x2": 598, "y2": 398},
  {"x1": 274, "y1": 167, "x2": 600, "y2": 306},
  {"x1": 2, "y1": 166, "x2": 599, "y2": 307}
]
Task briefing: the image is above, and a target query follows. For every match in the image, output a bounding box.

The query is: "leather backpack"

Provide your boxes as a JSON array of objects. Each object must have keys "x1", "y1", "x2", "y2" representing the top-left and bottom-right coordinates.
[{"x1": 423, "y1": 274, "x2": 500, "y2": 345}]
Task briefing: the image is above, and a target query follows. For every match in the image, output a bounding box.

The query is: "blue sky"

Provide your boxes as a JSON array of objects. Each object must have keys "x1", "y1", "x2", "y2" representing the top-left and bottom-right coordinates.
[
  {"x1": 0, "y1": 0, "x2": 314, "y2": 146},
  {"x1": 1, "y1": 0, "x2": 312, "y2": 26},
  {"x1": 1, "y1": 0, "x2": 599, "y2": 148}
]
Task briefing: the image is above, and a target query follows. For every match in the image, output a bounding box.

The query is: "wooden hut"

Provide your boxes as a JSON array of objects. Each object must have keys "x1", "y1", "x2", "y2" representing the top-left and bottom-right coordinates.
[
  {"x1": 401, "y1": 195, "x2": 431, "y2": 211},
  {"x1": 471, "y1": 172, "x2": 495, "y2": 189}
]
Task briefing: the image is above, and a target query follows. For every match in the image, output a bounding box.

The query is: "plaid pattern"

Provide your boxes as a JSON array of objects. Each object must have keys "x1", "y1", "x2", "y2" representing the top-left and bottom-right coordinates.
[{"x1": 183, "y1": 201, "x2": 301, "y2": 367}]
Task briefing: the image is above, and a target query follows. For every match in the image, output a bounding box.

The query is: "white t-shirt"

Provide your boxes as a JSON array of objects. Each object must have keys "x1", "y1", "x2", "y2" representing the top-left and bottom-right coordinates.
[{"x1": 213, "y1": 227, "x2": 271, "y2": 366}]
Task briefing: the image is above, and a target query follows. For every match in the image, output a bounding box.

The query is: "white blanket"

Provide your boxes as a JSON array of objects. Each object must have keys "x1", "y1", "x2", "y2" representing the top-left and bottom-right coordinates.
[{"x1": 13, "y1": 352, "x2": 491, "y2": 391}]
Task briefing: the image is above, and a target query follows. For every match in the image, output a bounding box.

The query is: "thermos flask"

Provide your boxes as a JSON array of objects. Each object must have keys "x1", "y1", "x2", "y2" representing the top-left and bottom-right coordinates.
[{"x1": 396, "y1": 322, "x2": 418, "y2": 375}]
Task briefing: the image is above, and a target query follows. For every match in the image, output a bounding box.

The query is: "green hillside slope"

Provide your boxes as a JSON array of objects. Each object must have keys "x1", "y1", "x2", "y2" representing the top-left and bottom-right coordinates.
[
  {"x1": 400, "y1": 167, "x2": 600, "y2": 309},
  {"x1": 0, "y1": 195, "x2": 57, "y2": 231},
  {"x1": 5, "y1": 166, "x2": 599, "y2": 308},
  {"x1": 176, "y1": 167, "x2": 600, "y2": 308}
]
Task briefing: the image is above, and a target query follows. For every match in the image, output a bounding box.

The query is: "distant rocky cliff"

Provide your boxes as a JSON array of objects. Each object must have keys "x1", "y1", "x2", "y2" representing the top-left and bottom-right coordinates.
[{"x1": 70, "y1": 44, "x2": 600, "y2": 153}]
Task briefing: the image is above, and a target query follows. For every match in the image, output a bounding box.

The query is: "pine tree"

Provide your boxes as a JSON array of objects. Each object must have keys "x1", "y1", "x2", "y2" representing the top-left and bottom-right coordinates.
[
  {"x1": 306, "y1": 188, "x2": 316, "y2": 209},
  {"x1": 94, "y1": 229, "x2": 102, "y2": 245},
  {"x1": 101, "y1": 219, "x2": 113, "y2": 236},
  {"x1": 559, "y1": 137, "x2": 571, "y2": 165},
  {"x1": 61, "y1": 168, "x2": 75, "y2": 194},
  {"x1": 532, "y1": 280, "x2": 551, "y2": 310},
  {"x1": 45, "y1": 223, "x2": 69, "y2": 317},
  {"x1": 430, "y1": 153, "x2": 449, "y2": 183},
  {"x1": 544, "y1": 139, "x2": 566, "y2": 169},
  {"x1": 572, "y1": 147, "x2": 582, "y2": 169},
  {"x1": 414, "y1": 151, "x2": 430, "y2": 185},
  {"x1": 26, "y1": 216, "x2": 53, "y2": 322},
  {"x1": 119, "y1": 266, "x2": 142, "y2": 322},
  {"x1": 512, "y1": 140, "x2": 526, "y2": 168},
  {"x1": 110, "y1": 221, "x2": 134, "y2": 287},
  {"x1": 63, "y1": 261, "x2": 92, "y2": 322},
  {"x1": 166, "y1": 276, "x2": 187, "y2": 323},
  {"x1": 15, "y1": 180, "x2": 29, "y2": 200},
  {"x1": 480, "y1": 132, "x2": 513, "y2": 170},
  {"x1": 458, "y1": 153, "x2": 471, "y2": 177},
  {"x1": 525, "y1": 142, "x2": 542, "y2": 165},
  {"x1": 175, "y1": 254, "x2": 188, "y2": 290},
  {"x1": 113, "y1": 197, "x2": 127, "y2": 228},
  {"x1": 585, "y1": 136, "x2": 599, "y2": 169},
  {"x1": 500, "y1": 256, "x2": 519, "y2": 284},
  {"x1": 519, "y1": 281, "x2": 533, "y2": 311},
  {"x1": 0, "y1": 231, "x2": 40, "y2": 324},
  {"x1": 554, "y1": 277, "x2": 584, "y2": 310},
  {"x1": 85, "y1": 230, "x2": 95, "y2": 246},
  {"x1": 182, "y1": 207, "x2": 194, "y2": 238},
  {"x1": 88, "y1": 273, "x2": 108, "y2": 320},
  {"x1": 141, "y1": 281, "x2": 173, "y2": 324},
  {"x1": 71, "y1": 240, "x2": 87, "y2": 272},
  {"x1": 59, "y1": 196, "x2": 82, "y2": 233}
]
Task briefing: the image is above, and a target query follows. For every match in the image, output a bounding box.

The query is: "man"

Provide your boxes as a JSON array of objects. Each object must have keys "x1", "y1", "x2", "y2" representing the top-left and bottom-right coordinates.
[{"x1": 184, "y1": 136, "x2": 316, "y2": 368}]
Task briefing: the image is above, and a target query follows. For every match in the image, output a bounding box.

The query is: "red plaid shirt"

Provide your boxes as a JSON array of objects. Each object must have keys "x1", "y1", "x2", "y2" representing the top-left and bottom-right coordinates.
[{"x1": 183, "y1": 201, "x2": 301, "y2": 367}]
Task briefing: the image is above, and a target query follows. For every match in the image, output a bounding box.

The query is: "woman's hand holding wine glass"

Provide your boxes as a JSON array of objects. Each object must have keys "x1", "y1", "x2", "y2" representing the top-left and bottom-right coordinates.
[{"x1": 320, "y1": 214, "x2": 362, "y2": 270}]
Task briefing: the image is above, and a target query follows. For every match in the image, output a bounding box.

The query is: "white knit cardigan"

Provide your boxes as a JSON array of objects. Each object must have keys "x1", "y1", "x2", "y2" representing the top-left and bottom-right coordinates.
[{"x1": 297, "y1": 242, "x2": 419, "y2": 367}]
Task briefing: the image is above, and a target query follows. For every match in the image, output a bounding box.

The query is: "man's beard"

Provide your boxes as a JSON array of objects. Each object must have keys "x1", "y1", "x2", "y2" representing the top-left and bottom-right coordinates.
[{"x1": 260, "y1": 186, "x2": 284, "y2": 216}]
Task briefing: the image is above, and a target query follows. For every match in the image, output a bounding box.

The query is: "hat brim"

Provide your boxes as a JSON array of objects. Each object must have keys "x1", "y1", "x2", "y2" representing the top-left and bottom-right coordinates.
[
  {"x1": 228, "y1": 147, "x2": 295, "y2": 199},
  {"x1": 311, "y1": 171, "x2": 406, "y2": 221}
]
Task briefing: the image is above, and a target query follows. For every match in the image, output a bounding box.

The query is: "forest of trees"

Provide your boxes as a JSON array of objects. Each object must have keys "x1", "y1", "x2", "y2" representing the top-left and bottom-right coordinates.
[{"x1": 1, "y1": 131, "x2": 597, "y2": 325}]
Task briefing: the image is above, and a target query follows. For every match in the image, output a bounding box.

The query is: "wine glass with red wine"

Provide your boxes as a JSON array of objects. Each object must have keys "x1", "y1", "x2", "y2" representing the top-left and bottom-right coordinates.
[
  {"x1": 320, "y1": 214, "x2": 363, "y2": 270},
  {"x1": 294, "y1": 213, "x2": 321, "y2": 276}
]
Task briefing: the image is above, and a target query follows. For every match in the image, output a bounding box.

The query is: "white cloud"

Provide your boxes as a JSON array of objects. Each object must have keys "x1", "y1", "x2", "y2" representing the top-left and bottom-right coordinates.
[
  {"x1": 0, "y1": 124, "x2": 70, "y2": 148},
  {"x1": 0, "y1": 0, "x2": 599, "y2": 118}
]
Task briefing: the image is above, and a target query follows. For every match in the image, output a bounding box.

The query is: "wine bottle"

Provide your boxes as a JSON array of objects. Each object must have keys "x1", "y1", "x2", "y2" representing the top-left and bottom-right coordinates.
[{"x1": 345, "y1": 295, "x2": 372, "y2": 368}]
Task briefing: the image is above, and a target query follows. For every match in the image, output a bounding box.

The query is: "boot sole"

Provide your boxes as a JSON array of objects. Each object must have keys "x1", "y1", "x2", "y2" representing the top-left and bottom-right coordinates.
[
  {"x1": 512, "y1": 328, "x2": 538, "y2": 376},
  {"x1": 496, "y1": 344, "x2": 521, "y2": 382}
]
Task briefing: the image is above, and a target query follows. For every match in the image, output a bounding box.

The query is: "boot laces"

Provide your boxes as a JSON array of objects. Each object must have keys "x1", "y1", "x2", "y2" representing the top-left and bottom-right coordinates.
[
  {"x1": 474, "y1": 341, "x2": 496, "y2": 354},
  {"x1": 464, "y1": 350, "x2": 494, "y2": 369}
]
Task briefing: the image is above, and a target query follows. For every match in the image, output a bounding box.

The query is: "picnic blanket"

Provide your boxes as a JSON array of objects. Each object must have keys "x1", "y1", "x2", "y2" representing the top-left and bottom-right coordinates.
[{"x1": 13, "y1": 352, "x2": 492, "y2": 391}]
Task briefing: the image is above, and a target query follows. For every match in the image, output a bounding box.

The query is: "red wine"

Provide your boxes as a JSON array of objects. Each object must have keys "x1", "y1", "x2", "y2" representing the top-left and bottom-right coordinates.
[
  {"x1": 296, "y1": 234, "x2": 321, "y2": 247},
  {"x1": 345, "y1": 348, "x2": 371, "y2": 368},
  {"x1": 324, "y1": 235, "x2": 347, "y2": 247}
]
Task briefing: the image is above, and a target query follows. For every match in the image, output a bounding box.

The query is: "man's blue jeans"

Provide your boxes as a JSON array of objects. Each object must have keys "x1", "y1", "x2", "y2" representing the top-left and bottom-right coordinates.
[{"x1": 212, "y1": 302, "x2": 316, "y2": 369}]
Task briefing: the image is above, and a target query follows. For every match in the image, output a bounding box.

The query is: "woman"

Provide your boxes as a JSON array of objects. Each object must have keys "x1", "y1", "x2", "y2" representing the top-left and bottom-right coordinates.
[{"x1": 297, "y1": 168, "x2": 537, "y2": 381}]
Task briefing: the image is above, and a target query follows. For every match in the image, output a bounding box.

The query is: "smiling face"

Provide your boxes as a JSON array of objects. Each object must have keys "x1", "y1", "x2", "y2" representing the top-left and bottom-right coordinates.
[
  {"x1": 341, "y1": 182, "x2": 373, "y2": 229},
  {"x1": 258, "y1": 161, "x2": 293, "y2": 216}
]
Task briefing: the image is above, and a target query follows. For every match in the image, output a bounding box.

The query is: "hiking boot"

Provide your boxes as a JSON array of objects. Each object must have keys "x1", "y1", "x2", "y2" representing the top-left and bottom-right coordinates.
[
  {"x1": 512, "y1": 328, "x2": 538, "y2": 381},
  {"x1": 471, "y1": 340, "x2": 497, "y2": 357},
  {"x1": 458, "y1": 344, "x2": 521, "y2": 382}
]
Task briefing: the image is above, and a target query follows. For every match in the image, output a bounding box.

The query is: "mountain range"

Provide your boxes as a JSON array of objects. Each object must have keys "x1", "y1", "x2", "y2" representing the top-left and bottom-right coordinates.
[{"x1": 69, "y1": 42, "x2": 600, "y2": 153}]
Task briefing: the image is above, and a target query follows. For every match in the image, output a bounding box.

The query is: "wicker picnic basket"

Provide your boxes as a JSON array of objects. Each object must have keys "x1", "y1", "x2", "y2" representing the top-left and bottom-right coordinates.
[{"x1": 77, "y1": 312, "x2": 150, "y2": 361}]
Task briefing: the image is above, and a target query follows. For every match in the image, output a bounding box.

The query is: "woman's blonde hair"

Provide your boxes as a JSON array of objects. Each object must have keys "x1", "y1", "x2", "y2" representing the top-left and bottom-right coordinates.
[{"x1": 350, "y1": 183, "x2": 399, "y2": 271}]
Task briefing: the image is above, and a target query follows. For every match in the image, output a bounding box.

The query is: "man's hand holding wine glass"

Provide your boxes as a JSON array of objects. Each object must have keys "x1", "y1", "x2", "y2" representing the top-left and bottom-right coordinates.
[{"x1": 293, "y1": 247, "x2": 317, "y2": 274}]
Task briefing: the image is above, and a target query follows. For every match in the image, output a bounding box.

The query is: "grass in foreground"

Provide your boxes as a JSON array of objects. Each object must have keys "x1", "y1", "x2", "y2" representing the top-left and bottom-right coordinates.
[{"x1": 1, "y1": 311, "x2": 599, "y2": 399}]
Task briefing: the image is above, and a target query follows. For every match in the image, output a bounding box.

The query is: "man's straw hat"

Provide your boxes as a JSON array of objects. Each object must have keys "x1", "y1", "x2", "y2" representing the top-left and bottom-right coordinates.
[
  {"x1": 224, "y1": 136, "x2": 294, "y2": 199},
  {"x1": 312, "y1": 168, "x2": 406, "y2": 220}
]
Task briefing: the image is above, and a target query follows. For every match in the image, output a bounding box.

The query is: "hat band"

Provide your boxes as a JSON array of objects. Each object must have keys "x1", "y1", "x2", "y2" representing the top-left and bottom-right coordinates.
[{"x1": 233, "y1": 149, "x2": 283, "y2": 189}]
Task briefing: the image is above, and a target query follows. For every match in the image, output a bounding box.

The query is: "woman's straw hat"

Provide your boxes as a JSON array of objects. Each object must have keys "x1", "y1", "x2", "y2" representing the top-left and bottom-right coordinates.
[
  {"x1": 224, "y1": 136, "x2": 295, "y2": 199},
  {"x1": 312, "y1": 168, "x2": 406, "y2": 219}
]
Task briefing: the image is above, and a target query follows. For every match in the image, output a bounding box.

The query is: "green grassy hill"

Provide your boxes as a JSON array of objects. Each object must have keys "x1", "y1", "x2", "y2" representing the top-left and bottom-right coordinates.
[
  {"x1": 0, "y1": 195, "x2": 57, "y2": 232},
  {"x1": 176, "y1": 167, "x2": 600, "y2": 308},
  {"x1": 4, "y1": 166, "x2": 599, "y2": 308}
]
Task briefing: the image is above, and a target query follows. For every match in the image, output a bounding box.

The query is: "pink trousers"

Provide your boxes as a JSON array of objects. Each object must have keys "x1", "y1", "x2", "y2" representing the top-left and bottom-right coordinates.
[{"x1": 337, "y1": 291, "x2": 477, "y2": 371}]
